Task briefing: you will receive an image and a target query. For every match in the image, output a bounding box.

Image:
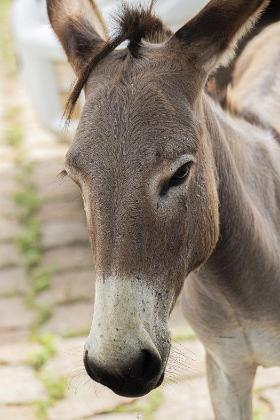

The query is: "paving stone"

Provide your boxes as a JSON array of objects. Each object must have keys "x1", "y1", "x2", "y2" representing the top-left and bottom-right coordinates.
[
  {"x1": 0, "y1": 163, "x2": 18, "y2": 179},
  {"x1": 155, "y1": 376, "x2": 213, "y2": 420},
  {"x1": 0, "y1": 341, "x2": 40, "y2": 365},
  {"x1": 29, "y1": 145, "x2": 67, "y2": 162},
  {"x1": 43, "y1": 337, "x2": 85, "y2": 377},
  {"x1": 262, "y1": 387, "x2": 280, "y2": 417},
  {"x1": 94, "y1": 415, "x2": 135, "y2": 420},
  {"x1": 0, "y1": 145, "x2": 14, "y2": 161},
  {"x1": 32, "y1": 161, "x2": 67, "y2": 187},
  {"x1": 43, "y1": 246, "x2": 93, "y2": 273},
  {"x1": 42, "y1": 221, "x2": 88, "y2": 249},
  {"x1": 255, "y1": 366, "x2": 280, "y2": 390},
  {"x1": 0, "y1": 329, "x2": 30, "y2": 346},
  {"x1": 0, "y1": 177, "x2": 17, "y2": 196},
  {"x1": 37, "y1": 269, "x2": 95, "y2": 305},
  {"x1": 39, "y1": 199, "x2": 85, "y2": 223},
  {"x1": 43, "y1": 302, "x2": 93, "y2": 335},
  {"x1": 0, "y1": 219, "x2": 21, "y2": 242},
  {"x1": 0, "y1": 406, "x2": 36, "y2": 420},
  {"x1": 0, "y1": 197, "x2": 17, "y2": 219},
  {"x1": 0, "y1": 243, "x2": 21, "y2": 268},
  {"x1": 0, "y1": 297, "x2": 33, "y2": 331},
  {"x1": 35, "y1": 165, "x2": 80, "y2": 201},
  {"x1": 0, "y1": 267, "x2": 28, "y2": 295},
  {"x1": 24, "y1": 131, "x2": 66, "y2": 155},
  {"x1": 23, "y1": 113, "x2": 59, "y2": 146},
  {"x1": 0, "y1": 365, "x2": 45, "y2": 404},
  {"x1": 48, "y1": 385, "x2": 134, "y2": 420},
  {"x1": 37, "y1": 182, "x2": 80, "y2": 202}
]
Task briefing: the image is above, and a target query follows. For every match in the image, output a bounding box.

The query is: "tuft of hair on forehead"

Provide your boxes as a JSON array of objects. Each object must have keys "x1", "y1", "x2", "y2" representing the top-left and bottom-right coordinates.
[{"x1": 65, "y1": 1, "x2": 172, "y2": 122}]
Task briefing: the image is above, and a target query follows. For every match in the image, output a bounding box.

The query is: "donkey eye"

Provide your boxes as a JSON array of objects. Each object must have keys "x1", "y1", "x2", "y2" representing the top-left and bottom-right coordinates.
[
  {"x1": 169, "y1": 163, "x2": 191, "y2": 187},
  {"x1": 160, "y1": 162, "x2": 192, "y2": 197}
]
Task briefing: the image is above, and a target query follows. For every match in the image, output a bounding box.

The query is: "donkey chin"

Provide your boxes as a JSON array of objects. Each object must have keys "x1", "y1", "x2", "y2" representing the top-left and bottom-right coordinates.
[{"x1": 83, "y1": 276, "x2": 172, "y2": 397}]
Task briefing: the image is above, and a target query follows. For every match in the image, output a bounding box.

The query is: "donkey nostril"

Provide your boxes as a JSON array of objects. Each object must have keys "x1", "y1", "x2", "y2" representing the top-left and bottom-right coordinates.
[
  {"x1": 127, "y1": 349, "x2": 161, "y2": 381},
  {"x1": 142, "y1": 349, "x2": 161, "y2": 381}
]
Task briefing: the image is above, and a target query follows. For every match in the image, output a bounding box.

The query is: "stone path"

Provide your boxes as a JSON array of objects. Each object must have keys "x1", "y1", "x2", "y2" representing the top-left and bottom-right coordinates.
[{"x1": 0, "y1": 3, "x2": 280, "y2": 420}]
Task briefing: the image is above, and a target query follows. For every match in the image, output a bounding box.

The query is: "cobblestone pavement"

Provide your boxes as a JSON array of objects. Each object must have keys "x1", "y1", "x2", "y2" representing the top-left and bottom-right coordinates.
[{"x1": 1, "y1": 6, "x2": 280, "y2": 420}]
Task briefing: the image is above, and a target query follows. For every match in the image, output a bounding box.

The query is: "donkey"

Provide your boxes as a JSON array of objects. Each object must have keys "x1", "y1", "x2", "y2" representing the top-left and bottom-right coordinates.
[{"x1": 47, "y1": 0, "x2": 280, "y2": 418}]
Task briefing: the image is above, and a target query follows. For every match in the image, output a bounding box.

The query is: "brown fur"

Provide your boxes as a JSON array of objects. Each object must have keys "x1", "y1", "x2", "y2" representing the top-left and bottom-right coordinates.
[
  {"x1": 65, "y1": 3, "x2": 172, "y2": 119},
  {"x1": 47, "y1": 0, "x2": 280, "y2": 416}
]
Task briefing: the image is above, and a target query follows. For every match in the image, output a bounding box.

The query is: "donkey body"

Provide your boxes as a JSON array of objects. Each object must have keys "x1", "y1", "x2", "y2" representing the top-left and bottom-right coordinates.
[
  {"x1": 47, "y1": 0, "x2": 280, "y2": 418},
  {"x1": 184, "y1": 97, "x2": 280, "y2": 418}
]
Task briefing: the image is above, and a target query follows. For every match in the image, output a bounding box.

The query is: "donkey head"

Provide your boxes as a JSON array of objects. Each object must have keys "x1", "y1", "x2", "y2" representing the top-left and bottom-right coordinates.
[{"x1": 47, "y1": 0, "x2": 269, "y2": 397}]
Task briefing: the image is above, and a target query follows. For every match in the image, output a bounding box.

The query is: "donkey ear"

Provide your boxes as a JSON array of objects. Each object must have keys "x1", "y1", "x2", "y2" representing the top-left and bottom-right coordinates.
[
  {"x1": 47, "y1": 0, "x2": 106, "y2": 74},
  {"x1": 170, "y1": 0, "x2": 269, "y2": 74}
]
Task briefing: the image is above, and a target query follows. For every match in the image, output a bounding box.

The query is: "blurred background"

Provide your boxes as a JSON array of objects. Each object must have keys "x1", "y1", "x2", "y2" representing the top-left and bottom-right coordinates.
[{"x1": 0, "y1": 1, "x2": 280, "y2": 419}]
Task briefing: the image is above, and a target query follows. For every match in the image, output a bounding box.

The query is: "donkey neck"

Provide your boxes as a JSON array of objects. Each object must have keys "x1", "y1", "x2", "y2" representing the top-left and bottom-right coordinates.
[{"x1": 198, "y1": 93, "x2": 280, "y2": 305}]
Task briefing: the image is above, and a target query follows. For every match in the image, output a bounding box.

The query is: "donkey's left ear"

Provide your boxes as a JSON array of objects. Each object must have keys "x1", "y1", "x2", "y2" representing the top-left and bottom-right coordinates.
[
  {"x1": 169, "y1": 0, "x2": 269, "y2": 75},
  {"x1": 47, "y1": 0, "x2": 106, "y2": 74}
]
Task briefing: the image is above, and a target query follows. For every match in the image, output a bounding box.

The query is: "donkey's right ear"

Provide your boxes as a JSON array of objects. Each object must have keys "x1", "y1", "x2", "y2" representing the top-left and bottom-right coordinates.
[{"x1": 47, "y1": 0, "x2": 106, "y2": 74}]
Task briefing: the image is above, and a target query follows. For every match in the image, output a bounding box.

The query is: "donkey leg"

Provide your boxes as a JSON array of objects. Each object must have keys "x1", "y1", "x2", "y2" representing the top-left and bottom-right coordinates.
[{"x1": 206, "y1": 353, "x2": 256, "y2": 420}]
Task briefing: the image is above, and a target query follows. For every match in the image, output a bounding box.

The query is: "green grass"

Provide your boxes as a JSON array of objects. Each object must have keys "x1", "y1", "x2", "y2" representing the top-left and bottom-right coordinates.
[
  {"x1": 28, "y1": 333, "x2": 56, "y2": 371},
  {"x1": 14, "y1": 188, "x2": 40, "y2": 222},
  {"x1": 42, "y1": 375, "x2": 68, "y2": 401},
  {"x1": 33, "y1": 400, "x2": 49, "y2": 419},
  {"x1": 33, "y1": 374, "x2": 68, "y2": 420},
  {"x1": 31, "y1": 305, "x2": 53, "y2": 334},
  {"x1": 16, "y1": 220, "x2": 42, "y2": 269},
  {"x1": 34, "y1": 374, "x2": 68, "y2": 418},
  {"x1": 5, "y1": 122, "x2": 23, "y2": 147},
  {"x1": 15, "y1": 162, "x2": 34, "y2": 183},
  {"x1": 31, "y1": 269, "x2": 51, "y2": 294}
]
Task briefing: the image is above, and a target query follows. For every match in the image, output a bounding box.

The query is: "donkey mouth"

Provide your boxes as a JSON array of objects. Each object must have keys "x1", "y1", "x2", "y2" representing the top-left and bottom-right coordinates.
[
  {"x1": 95, "y1": 373, "x2": 165, "y2": 398},
  {"x1": 83, "y1": 350, "x2": 165, "y2": 397}
]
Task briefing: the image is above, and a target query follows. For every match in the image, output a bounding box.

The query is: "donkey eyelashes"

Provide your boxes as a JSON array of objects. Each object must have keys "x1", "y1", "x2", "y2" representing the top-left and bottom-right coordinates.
[
  {"x1": 169, "y1": 162, "x2": 192, "y2": 186},
  {"x1": 160, "y1": 161, "x2": 193, "y2": 197}
]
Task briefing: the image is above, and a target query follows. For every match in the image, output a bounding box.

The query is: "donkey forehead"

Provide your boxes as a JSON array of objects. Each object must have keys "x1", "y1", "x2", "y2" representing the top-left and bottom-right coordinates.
[{"x1": 68, "y1": 78, "x2": 199, "y2": 171}]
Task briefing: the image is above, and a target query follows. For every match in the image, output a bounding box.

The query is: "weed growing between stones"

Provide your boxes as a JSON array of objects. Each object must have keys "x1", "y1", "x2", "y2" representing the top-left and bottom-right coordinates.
[
  {"x1": 5, "y1": 109, "x2": 52, "y2": 320},
  {"x1": 33, "y1": 375, "x2": 68, "y2": 419},
  {"x1": 5, "y1": 109, "x2": 72, "y2": 417},
  {"x1": 27, "y1": 333, "x2": 56, "y2": 371},
  {"x1": 33, "y1": 400, "x2": 50, "y2": 420},
  {"x1": 3, "y1": 100, "x2": 62, "y2": 417},
  {"x1": 5, "y1": 121, "x2": 23, "y2": 148},
  {"x1": 31, "y1": 305, "x2": 53, "y2": 336}
]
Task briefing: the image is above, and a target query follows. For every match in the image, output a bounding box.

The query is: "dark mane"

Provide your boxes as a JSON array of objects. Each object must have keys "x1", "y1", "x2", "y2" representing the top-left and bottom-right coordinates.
[{"x1": 65, "y1": 2, "x2": 171, "y2": 121}]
